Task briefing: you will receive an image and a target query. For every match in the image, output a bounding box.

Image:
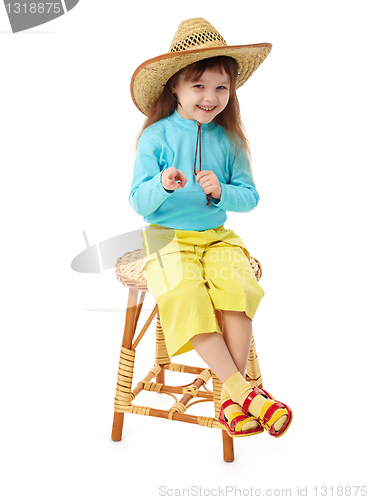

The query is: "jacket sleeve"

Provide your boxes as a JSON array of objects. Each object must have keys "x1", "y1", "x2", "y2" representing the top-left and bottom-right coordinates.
[
  {"x1": 212, "y1": 149, "x2": 260, "y2": 212},
  {"x1": 129, "y1": 134, "x2": 174, "y2": 216}
]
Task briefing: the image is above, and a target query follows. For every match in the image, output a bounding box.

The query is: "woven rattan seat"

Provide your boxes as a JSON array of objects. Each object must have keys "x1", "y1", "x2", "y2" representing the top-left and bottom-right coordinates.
[
  {"x1": 115, "y1": 249, "x2": 149, "y2": 291},
  {"x1": 111, "y1": 249, "x2": 264, "y2": 462},
  {"x1": 115, "y1": 249, "x2": 263, "y2": 290}
]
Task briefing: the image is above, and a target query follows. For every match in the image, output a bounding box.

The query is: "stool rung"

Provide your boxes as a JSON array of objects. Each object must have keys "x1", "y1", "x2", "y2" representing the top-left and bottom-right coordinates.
[
  {"x1": 115, "y1": 403, "x2": 219, "y2": 428},
  {"x1": 161, "y1": 385, "x2": 212, "y2": 399},
  {"x1": 131, "y1": 304, "x2": 158, "y2": 349},
  {"x1": 164, "y1": 363, "x2": 210, "y2": 375},
  {"x1": 130, "y1": 363, "x2": 163, "y2": 399},
  {"x1": 113, "y1": 253, "x2": 264, "y2": 462}
]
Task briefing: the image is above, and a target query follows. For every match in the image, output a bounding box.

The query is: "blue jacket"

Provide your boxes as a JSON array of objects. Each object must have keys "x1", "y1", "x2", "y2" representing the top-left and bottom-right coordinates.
[{"x1": 129, "y1": 110, "x2": 260, "y2": 231}]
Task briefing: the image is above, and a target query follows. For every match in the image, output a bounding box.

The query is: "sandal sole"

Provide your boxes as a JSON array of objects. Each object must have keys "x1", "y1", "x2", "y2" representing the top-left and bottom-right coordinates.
[
  {"x1": 218, "y1": 420, "x2": 264, "y2": 438},
  {"x1": 267, "y1": 407, "x2": 293, "y2": 438},
  {"x1": 242, "y1": 386, "x2": 293, "y2": 438}
]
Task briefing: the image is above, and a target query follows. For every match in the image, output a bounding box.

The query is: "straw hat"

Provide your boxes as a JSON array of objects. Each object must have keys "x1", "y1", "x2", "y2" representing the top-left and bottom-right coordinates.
[{"x1": 131, "y1": 18, "x2": 272, "y2": 116}]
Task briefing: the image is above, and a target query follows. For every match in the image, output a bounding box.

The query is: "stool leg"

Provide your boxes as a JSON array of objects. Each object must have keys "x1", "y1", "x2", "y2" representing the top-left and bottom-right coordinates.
[
  {"x1": 111, "y1": 288, "x2": 139, "y2": 442},
  {"x1": 222, "y1": 430, "x2": 234, "y2": 463},
  {"x1": 246, "y1": 335, "x2": 263, "y2": 389},
  {"x1": 111, "y1": 412, "x2": 125, "y2": 442},
  {"x1": 212, "y1": 370, "x2": 235, "y2": 463},
  {"x1": 155, "y1": 313, "x2": 170, "y2": 385},
  {"x1": 156, "y1": 367, "x2": 165, "y2": 384}
]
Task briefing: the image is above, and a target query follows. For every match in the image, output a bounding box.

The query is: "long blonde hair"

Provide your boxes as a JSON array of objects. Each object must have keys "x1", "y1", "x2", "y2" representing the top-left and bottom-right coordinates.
[{"x1": 137, "y1": 56, "x2": 251, "y2": 165}]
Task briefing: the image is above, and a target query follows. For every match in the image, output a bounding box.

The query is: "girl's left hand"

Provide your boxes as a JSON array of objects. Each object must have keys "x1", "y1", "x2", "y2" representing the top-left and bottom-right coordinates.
[{"x1": 195, "y1": 170, "x2": 221, "y2": 200}]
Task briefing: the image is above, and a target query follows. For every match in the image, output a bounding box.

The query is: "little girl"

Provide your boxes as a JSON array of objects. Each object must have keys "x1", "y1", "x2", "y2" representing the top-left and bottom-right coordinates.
[{"x1": 129, "y1": 18, "x2": 292, "y2": 438}]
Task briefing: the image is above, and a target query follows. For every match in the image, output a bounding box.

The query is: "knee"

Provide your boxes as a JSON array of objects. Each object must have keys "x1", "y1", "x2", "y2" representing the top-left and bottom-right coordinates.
[{"x1": 222, "y1": 310, "x2": 252, "y2": 321}]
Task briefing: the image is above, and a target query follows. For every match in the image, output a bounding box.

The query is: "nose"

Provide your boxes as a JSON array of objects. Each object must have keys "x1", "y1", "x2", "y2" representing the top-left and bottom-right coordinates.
[{"x1": 203, "y1": 89, "x2": 217, "y2": 103}]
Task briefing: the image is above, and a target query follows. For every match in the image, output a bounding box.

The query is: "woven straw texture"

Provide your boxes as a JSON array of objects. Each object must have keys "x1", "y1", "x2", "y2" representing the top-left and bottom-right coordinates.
[
  {"x1": 112, "y1": 247, "x2": 263, "y2": 449},
  {"x1": 115, "y1": 249, "x2": 262, "y2": 291},
  {"x1": 113, "y1": 333, "x2": 262, "y2": 425},
  {"x1": 115, "y1": 249, "x2": 148, "y2": 292},
  {"x1": 131, "y1": 18, "x2": 272, "y2": 115},
  {"x1": 170, "y1": 18, "x2": 227, "y2": 52}
]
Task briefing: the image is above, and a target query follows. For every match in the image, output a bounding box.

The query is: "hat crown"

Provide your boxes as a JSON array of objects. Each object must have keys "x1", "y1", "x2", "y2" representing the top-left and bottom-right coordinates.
[{"x1": 169, "y1": 18, "x2": 227, "y2": 53}]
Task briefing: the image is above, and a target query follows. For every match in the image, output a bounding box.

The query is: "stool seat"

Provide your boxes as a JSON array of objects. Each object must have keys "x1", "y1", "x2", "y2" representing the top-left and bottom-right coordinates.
[
  {"x1": 115, "y1": 249, "x2": 263, "y2": 291},
  {"x1": 115, "y1": 249, "x2": 149, "y2": 292},
  {"x1": 111, "y1": 248, "x2": 264, "y2": 462}
]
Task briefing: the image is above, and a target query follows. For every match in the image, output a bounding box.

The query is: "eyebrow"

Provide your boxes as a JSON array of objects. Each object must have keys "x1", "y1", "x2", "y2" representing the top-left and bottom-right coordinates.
[{"x1": 193, "y1": 78, "x2": 230, "y2": 85}]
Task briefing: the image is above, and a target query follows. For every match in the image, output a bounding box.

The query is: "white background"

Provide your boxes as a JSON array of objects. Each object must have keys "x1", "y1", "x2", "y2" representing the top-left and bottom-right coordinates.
[{"x1": 1, "y1": 1, "x2": 368, "y2": 498}]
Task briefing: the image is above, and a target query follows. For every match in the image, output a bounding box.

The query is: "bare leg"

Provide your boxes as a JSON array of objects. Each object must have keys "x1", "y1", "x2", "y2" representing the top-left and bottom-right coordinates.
[
  {"x1": 222, "y1": 311, "x2": 288, "y2": 432},
  {"x1": 191, "y1": 325, "x2": 260, "y2": 433},
  {"x1": 190, "y1": 311, "x2": 252, "y2": 383},
  {"x1": 217, "y1": 311, "x2": 260, "y2": 432},
  {"x1": 190, "y1": 331, "x2": 238, "y2": 383},
  {"x1": 219, "y1": 310, "x2": 252, "y2": 405},
  {"x1": 221, "y1": 311, "x2": 253, "y2": 376},
  {"x1": 191, "y1": 314, "x2": 290, "y2": 435}
]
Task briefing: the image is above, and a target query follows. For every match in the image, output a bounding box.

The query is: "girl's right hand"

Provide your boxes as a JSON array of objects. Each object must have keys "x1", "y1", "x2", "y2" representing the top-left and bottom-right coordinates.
[{"x1": 161, "y1": 167, "x2": 187, "y2": 190}]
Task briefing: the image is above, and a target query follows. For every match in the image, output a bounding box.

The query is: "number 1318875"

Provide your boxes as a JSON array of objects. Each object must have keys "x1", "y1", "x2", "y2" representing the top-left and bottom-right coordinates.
[
  {"x1": 5, "y1": 3, "x2": 62, "y2": 14},
  {"x1": 314, "y1": 486, "x2": 367, "y2": 497}
]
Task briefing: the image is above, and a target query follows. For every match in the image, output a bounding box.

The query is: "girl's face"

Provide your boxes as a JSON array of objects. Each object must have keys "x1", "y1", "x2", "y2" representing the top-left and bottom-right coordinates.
[{"x1": 171, "y1": 67, "x2": 230, "y2": 123}]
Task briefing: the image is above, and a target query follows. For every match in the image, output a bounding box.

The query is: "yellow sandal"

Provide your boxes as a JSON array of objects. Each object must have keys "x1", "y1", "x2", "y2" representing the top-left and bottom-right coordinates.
[
  {"x1": 218, "y1": 399, "x2": 264, "y2": 438},
  {"x1": 242, "y1": 386, "x2": 293, "y2": 438}
]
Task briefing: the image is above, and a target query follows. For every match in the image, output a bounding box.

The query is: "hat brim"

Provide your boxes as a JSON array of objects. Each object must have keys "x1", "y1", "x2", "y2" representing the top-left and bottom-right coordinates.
[{"x1": 131, "y1": 43, "x2": 272, "y2": 115}]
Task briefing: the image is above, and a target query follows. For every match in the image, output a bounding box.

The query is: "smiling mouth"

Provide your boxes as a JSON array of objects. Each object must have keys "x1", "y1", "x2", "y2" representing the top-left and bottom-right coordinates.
[{"x1": 197, "y1": 105, "x2": 216, "y2": 111}]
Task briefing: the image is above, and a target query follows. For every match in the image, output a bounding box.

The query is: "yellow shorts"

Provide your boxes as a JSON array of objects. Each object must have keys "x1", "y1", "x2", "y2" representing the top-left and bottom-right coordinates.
[{"x1": 141, "y1": 224, "x2": 265, "y2": 357}]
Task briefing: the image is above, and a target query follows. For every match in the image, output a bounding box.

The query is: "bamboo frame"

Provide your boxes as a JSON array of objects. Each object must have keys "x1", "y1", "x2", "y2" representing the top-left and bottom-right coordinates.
[{"x1": 111, "y1": 250, "x2": 264, "y2": 463}]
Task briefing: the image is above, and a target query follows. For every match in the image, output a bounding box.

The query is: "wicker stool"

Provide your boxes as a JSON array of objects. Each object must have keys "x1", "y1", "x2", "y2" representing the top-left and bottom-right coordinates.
[{"x1": 111, "y1": 249, "x2": 264, "y2": 462}]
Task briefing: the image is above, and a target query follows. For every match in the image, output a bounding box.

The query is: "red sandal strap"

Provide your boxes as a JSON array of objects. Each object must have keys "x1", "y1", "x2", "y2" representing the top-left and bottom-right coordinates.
[
  {"x1": 241, "y1": 387, "x2": 263, "y2": 414},
  {"x1": 268, "y1": 405, "x2": 292, "y2": 436},
  {"x1": 260, "y1": 388, "x2": 273, "y2": 399},
  {"x1": 229, "y1": 414, "x2": 248, "y2": 431},
  {"x1": 220, "y1": 399, "x2": 235, "y2": 411},
  {"x1": 262, "y1": 401, "x2": 284, "y2": 426}
]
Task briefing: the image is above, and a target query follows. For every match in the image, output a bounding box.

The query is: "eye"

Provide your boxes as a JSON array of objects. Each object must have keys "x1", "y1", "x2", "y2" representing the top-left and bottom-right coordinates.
[
  {"x1": 217, "y1": 86, "x2": 228, "y2": 90},
  {"x1": 193, "y1": 84, "x2": 203, "y2": 88}
]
